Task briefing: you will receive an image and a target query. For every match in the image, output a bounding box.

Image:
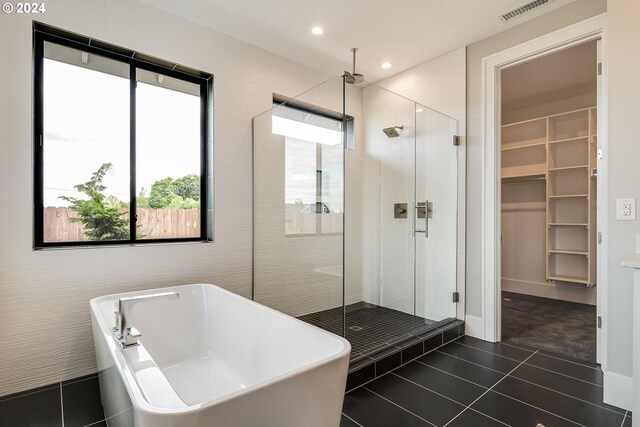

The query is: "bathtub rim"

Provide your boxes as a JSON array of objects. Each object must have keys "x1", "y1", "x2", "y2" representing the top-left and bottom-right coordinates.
[{"x1": 90, "y1": 283, "x2": 351, "y2": 416}]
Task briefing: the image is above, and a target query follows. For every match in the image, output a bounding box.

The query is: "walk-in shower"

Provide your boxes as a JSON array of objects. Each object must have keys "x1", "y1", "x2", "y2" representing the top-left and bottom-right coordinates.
[{"x1": 252, "y1": 71, "x2": 460, "y2": 362}]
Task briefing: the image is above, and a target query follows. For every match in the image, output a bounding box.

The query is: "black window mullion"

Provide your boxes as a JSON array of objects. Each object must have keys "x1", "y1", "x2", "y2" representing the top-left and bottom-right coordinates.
[
  {"x1": 129, "y1": 65, "x2": 137, "y2": 243},
  {"x1": 33, "y1": 29, "x2": 45, "y2": 248},
  {"x1": 200, "y1": 80, "x2": 208, "y2": 240}
]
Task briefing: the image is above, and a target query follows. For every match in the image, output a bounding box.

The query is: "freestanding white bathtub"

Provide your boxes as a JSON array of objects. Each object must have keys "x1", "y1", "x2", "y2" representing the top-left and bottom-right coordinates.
[{"x1": 90, "y1": 284, "x2": 351, "y2": 427}]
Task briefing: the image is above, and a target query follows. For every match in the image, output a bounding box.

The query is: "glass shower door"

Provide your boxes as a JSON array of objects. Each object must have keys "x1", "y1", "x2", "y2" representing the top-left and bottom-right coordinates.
[{"x1": 414, "y1": 105, "x2": 458, "y2": 326}]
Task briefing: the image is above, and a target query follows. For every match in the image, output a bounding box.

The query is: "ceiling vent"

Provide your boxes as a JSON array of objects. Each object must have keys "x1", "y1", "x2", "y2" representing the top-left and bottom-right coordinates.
[{"x1": 499, "y1": 0, "x2": 555, "y2": 23}]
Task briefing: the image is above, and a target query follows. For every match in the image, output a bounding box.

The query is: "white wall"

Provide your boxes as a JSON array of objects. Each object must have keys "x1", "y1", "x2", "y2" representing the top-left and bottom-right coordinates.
[
  {"x1": 359, "y1": 48, "x2": 466, "y2": 319},
  {"x1": 466, "y1": 0, "x2": 640, "y2": 402},
  {"x1": 465, "y1": 0, "x2": 606, "y2": 319},
  {"x1": 0, "y1": 0, "x2": 333, "y2": 397},
  {"x1": 604, "y1": 0, "x2": 640, "y2": 383}
]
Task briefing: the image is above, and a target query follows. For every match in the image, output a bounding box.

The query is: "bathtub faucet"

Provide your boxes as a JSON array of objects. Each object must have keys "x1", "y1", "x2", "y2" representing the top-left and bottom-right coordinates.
[{"x1": 113, "y1": 291, "x2": 180, "y2": 348}]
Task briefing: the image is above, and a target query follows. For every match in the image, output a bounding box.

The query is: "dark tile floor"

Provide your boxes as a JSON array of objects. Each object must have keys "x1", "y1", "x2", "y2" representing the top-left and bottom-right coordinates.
[
  {"x1": 1, "y1": 336, "x2": 631, "y2": 427},
  {"x1": 0, "y1": 374, "x2": 105, "y2": 427},
  {"x1": 341, "y1": 336, "x2": 632, "y2": 427}
]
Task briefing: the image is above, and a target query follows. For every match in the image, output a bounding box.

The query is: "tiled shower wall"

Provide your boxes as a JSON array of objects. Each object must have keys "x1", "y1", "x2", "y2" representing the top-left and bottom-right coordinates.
[{"x1": 0, "y1": 0, "x2": 338, "y2": 397}]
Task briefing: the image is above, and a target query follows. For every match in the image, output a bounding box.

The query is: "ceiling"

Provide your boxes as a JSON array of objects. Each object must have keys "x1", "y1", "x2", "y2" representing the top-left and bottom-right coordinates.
[
  {"x1": 139, "y1": 0, "x2": 578, "y2": 82},
  {"x1": 502, "y1": 40, "x2": 597, "y2": 106}
]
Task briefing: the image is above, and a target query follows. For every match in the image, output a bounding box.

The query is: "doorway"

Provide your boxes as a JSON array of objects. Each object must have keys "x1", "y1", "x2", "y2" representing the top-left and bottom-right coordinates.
[{"x1": 499, "y1": 41, "x2": 599, "y2": 364}]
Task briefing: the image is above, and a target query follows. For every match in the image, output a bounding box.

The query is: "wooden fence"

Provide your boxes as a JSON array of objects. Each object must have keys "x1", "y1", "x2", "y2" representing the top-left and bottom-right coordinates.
[
  {"x1": 43, "y1": 207, "x2": 200, "y2": 242},
  {"x1": 284, "y1": 212, "x2": 343, "y2": 235}
]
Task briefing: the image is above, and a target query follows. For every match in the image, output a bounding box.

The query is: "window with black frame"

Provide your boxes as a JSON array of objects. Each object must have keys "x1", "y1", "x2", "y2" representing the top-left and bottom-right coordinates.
[{"x1": 33, "y1": 23, "x2": 212, "y2": 248}]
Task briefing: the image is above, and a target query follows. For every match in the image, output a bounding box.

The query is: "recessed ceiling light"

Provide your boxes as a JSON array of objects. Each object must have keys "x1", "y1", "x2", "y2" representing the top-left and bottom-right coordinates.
[
  {"x1": 381, "y1": 62, "x2": 392, "y2": 69},
  {"x1": 416, "y1": 108, "x2": 424, "y2": 113},
  {"x1": 311, "y1": 26, "x2": 324, "y2": 35}
]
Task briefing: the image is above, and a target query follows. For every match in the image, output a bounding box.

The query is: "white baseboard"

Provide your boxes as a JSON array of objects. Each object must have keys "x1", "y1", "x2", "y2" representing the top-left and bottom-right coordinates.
[
  {"x1": 502, "y1": 278, "x2": 596, "y2": 305},
  {"x1": 603, "y1": 370, "x2": 632, "y2": 411},
  {"x1": 464, "y1": 314, "x2": 484, "y2": 339}
]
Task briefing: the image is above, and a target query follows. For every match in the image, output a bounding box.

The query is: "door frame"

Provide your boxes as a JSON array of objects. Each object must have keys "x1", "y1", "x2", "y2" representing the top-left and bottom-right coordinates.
[{"x1": 480, "y1": 14, "x2": 608, "y2": 367}]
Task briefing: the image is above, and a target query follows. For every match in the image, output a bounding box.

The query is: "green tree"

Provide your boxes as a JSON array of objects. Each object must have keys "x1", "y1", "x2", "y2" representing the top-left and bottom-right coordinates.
[
  {"x1": 148, "y1": 177, "x2": 175, "y2": 208},
  {"x1": 173, "y1": 174, "x2": 200, "y2": 201},
  {"x1": 59, "y1": 163, "x2": 129, "y2": 241},
  {"x1": 147, "y1": 175, "x2": 200, "y2": 209},
  {"x1": 137, "y1": 188, "x2": 150, "y2": 208}
]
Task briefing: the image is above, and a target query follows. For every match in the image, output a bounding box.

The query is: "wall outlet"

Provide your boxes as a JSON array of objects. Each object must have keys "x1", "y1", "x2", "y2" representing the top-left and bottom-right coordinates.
[{"x1": 616, "y1": 198, "x2": 636, "y2": 220}]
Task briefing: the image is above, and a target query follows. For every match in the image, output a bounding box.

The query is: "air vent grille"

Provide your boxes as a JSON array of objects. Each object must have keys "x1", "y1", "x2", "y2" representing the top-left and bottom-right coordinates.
[{"x1": 500, "y1": 0, "x2": 555, "y2": 22}]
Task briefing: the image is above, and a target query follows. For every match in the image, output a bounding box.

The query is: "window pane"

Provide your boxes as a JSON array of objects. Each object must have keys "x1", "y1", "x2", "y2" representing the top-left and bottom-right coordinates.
[
  {"x1": 320, "y1": 143, "x2": 343, "y2": 234},
  {"x1": 285, "y1": 138, "x2": 317, "y2": 234},
  {"x1": 136, "y1": 71, "x2": 201, "y2": 239},
  {"x1": 42, "y1": 42, "x2": 130, "y2": 243}
]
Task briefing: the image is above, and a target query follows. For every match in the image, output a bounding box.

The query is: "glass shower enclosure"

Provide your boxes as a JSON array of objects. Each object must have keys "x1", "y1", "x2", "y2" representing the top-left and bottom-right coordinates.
[{"x1": 252, "y1": 75, "x2": 459, "y2": 361}]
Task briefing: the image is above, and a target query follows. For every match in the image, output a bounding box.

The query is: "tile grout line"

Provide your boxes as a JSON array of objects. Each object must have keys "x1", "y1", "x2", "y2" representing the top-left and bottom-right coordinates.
[
  {"x1": 620, "y1": 411, "x2": 628, "y2": 427},
  {"x1": 345, "y1": 333, "x2": 451, "y2": 394},
  {"x1": 499, "y1": 340, "x2": 602, "y2": 370},
  {"x1": 466, "y1": 407, "x2": 511, "y2": 426},
  {"x1": 453, "y1": 340, "x2": 534, "y2": 361},
  {"x1": 60, "y1": 383, "x2": 65, "y2": 427},
  {"x1": 83, "y1": 418, "x2": 107, "y2": 427},
  {"x1": 519, "y1": 361, "x2": 603, "y2": 388},
  {"x1": 444, "y1": 343, "x2": 624, "y2": 422},
  {"x1": 489, "y1": 389, "x2": 587, "y2": 427},
  {"x1": 439, "y1": 346, "x2": 603, "y2": 388},
  {"x1": 362, "y1": 386, "x2": 438, "y2": 427},
  {"x1": 442, "y1": 350, "x2": 539, "y2": 427},
  {"x1": 62, "y1": 374, "x2": 99, "y2": 387},
  {"x1": 99, "y1": 406, "x2": 131, "y2": 425},
  {"x1": 390, "y1": 371, "x2": 474, "y2": 407},
  {"x1": 414, "y1": 359, "x2": 491, "y2": 390},
  {"x1": 0, "y1": 373, "x2": 99, "y2": 404},
  {"x1": 341, "y1": 412, "x2": 364, "y2": 427},
  {"x1": 434, "y1": 350, "x2": 510, "y2": 375},
  {"x1": 0, "y1": 384, "x2": 61, "y2": 404},
  {"x1": 506, "y1": 369, "x2": 626, "y2": 416}
]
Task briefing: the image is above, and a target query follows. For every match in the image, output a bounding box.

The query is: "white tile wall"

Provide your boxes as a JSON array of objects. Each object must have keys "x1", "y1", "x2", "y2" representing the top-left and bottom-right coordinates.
[{"x1": 0, "y1": 0, "x2": 330, "y2": 397}]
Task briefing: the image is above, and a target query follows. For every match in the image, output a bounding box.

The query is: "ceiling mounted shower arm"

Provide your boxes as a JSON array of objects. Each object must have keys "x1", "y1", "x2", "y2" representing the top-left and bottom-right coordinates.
[
  {"x1": 351, "y1": 47, "x2": 357, "y2": 76},
  {"x1": 344, "y1": 48, "x2": 364, "y2": 84}
]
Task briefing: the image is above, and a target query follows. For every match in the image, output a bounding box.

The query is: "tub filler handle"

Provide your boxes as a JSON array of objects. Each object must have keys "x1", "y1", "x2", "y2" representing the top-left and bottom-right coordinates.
[{"x1": 113, "y1": 291, "x2": 180, "y2": 348}]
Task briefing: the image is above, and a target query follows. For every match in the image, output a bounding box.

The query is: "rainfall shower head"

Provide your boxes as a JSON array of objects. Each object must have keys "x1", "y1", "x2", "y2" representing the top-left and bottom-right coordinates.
[
  {"x1": 344, "y1": 48, "x2": 365, "y2": 84},
  {"x1": 383, "y1": 125, "x2": 404, "y2": 138}
]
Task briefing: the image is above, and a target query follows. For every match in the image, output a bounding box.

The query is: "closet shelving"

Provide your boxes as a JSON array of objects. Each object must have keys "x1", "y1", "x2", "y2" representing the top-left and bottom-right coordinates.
[{"x1": 501, "y1": 106, "x2": 597, "y2": 286}]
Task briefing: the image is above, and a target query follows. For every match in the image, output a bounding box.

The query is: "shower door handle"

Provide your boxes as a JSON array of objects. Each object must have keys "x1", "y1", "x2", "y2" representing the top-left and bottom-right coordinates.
[{"x1": 415, "y1": 201, "x2": 429, "y2": 237}]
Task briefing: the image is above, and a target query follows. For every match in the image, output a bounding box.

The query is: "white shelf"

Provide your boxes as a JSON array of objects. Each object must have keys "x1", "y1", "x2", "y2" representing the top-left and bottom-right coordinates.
[
  {"x1": 501, "y1": 142, "x2": 546, "y2": 151},
  {"x1": 548, "y1": 165, "x2": 589, "y2": 172},
  {"x1": 501, "y1": 106, "x2": 596, "y2": 287},
  {"x1": 548, "y1": 194, "x2": 588, "y2": 199},
  {"x1": 548, "y1": 249, "x2": 588, "y2": 256},
  {"x1": 548, "y1": 136, "x2": 589, "y2": 145},
  {"x1": 547, "y1": 275, "x2": 589, "y2": 285}
]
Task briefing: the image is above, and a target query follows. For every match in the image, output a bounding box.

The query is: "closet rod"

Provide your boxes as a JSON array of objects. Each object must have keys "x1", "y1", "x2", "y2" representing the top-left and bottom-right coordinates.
[{"x1": 502, "y1": 176, "x2": 546, "y2": 184}]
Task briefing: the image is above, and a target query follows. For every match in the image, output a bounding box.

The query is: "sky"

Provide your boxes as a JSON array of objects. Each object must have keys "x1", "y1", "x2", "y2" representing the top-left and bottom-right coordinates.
[{"x1": 43, "y1": 58, "x2": 200, "y2": 207}]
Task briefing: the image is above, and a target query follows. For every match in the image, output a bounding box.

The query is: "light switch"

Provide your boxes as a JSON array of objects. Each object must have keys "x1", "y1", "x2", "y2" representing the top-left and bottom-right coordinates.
[{"x1": 616, "y1": 198, "x2": 636, "y2": 220}]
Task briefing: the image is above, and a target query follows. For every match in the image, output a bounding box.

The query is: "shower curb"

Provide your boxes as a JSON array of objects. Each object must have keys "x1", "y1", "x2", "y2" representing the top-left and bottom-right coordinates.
[{"x1": 344, "y1": 320, "x2": 465, "y2": 392}]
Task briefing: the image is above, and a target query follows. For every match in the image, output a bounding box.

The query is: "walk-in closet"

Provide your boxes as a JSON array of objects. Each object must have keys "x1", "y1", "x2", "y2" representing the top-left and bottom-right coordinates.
[{"x1": 500, "y1": 40, "x2": 599, "y2": 364}]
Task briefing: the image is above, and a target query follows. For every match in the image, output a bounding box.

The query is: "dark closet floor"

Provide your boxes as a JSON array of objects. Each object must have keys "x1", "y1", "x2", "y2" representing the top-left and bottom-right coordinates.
[{"x1": 501, "y1": 291, "x2": 596, "y2": 364}]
